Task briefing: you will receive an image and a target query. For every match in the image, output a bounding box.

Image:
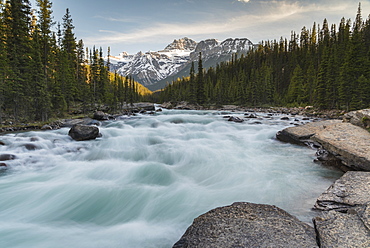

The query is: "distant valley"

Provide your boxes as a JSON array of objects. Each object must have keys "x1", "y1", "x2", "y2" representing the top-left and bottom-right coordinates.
[{"x1": 108, "y1": 37, "x2": 255, "y2": 91}]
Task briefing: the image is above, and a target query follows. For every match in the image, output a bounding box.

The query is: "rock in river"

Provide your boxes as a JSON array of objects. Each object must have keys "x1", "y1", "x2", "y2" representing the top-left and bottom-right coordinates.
[
  {"x1": 173, "y1": 202, "x2": 318, "y2": 248},
  {"x1": 0, "y1": 154, "x2": 17, "y2": 161},
  {"x1": 68, "y1": 124, "x2": 100, "y2": 141}
]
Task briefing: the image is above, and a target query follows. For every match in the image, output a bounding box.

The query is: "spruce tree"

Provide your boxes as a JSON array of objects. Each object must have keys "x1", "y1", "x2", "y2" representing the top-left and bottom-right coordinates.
[
  {"x1": 196, "y1": 52, "x2": 205, "y2": 104},
  {"x1": 4, "y1": 0, "x2": 32, "y2": 120}
]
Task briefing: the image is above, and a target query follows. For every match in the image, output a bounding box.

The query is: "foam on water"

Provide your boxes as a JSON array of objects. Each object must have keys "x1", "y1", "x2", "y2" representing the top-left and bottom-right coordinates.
[{"x1": 0, "y1": 109, "x2": 342, "y2": 248}]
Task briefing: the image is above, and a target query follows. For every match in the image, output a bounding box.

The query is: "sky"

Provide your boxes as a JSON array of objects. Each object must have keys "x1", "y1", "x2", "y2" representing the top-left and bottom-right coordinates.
[{"x1": 30, "y1": 0, "x2": 370, "y2": 56}]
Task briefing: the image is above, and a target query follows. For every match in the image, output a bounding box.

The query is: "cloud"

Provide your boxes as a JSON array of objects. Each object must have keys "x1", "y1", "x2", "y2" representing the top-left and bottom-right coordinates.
[
  {"x1": 94, "y1": 15, "x2": 139, "y2": 24},
  {"x1": 83, "y1": 0, "x2": 364, "y2": 52},
  {"x1": 237, "y1": 0, "x2": 250, "y2": 2}
]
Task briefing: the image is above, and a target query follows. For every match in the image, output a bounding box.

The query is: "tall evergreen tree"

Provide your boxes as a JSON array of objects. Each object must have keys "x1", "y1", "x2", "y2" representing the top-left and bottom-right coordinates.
[
  {"x1": 196, "y1": 52, "x2": 205, "y2": 104},
  {"x1": 3, "y1": 0, "x2": 32, "y2": 120}
]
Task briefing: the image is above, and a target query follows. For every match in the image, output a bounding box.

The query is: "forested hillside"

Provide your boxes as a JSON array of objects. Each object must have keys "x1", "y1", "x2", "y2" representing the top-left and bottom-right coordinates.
[
  {"x1": 159, "y1": 4, "x2": 370, "y2": 111},
  {"x1": 0, "y1": 0, "x2": 149, "y2": 123}
]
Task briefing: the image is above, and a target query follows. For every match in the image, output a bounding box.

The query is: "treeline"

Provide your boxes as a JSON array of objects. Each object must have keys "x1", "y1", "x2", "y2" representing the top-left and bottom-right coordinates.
[
  {"x1": 159, "y1": 4, "x2": 370, "y2": 111},
  {"x1": 0, "y1": 0, "x2": 147, "y2": 123}
]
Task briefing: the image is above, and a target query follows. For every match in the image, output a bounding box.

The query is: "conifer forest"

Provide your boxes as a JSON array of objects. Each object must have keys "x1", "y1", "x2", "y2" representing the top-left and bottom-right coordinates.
[
  {"x1": 159, "y1": 4, "x2": 370, "y2": 112},
  {"x1": 1, "y1": 1, "x2": 370, "y2": 124},
  {"x1": 0, "y1": 0, "x2": 148, "y2": 123}
]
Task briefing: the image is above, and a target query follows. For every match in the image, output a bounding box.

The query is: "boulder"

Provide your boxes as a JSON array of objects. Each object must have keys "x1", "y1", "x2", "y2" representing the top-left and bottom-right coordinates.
[
  {"x1": 0, "y1": 154, "x2": 17, "y2": 161},
  {"x1": 41, "y1": 124, "x2": 53, "y2": 130},
  {"x1": 313, "y1": 206, "x2": 370, "y2": 248},
  {"x1": 315, "y1": 171, "x2": 370, "y2": 211},
  {"x1": 93, "y1": 111, "x2": 109, "y2": 120},
  {"x1": 68, "y1": 124, "x2": 100, "y2": 141},
  {"x1": 228, "y1": 116, "x2": 244, "y2": 123},
  {"x1": 343, "y1": 109, "x2": 370, "y2": 129},
  {"x1": 123, "y1": 102, "x2": 156, "y2": 112},
  {"x1": 173, "y1": 202, "x2": 318, "y2": 248},
  {"x1": 23, "y1": 143, "x2": 39, "y2": 150},
  {"x1": 59, "y1": 118, "x2": 95, "y2": 128},
  {"x1": 312, "y1": 122, "x2": 370, "y2": 171},
  {"x1": 276, "y1": 120, "x2": 341, "y2": 145}
]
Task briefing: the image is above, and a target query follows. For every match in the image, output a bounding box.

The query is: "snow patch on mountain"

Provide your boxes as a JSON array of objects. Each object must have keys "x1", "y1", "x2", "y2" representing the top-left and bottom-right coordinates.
[{"x1": 109, "y1": 37, "x2": 254, "y2": 88}]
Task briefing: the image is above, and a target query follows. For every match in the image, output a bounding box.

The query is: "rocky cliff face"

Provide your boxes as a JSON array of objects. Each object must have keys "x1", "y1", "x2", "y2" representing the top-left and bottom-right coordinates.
[
  {"x1": 164, "y1": 37, "x2": 197, "y2": 51},
  {"x1": 109, "y1": 37, "x2": 254, "y2": 90}
]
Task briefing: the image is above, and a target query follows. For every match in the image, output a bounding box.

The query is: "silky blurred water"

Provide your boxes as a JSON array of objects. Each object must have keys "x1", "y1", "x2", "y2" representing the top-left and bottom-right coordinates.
[{"x1": 0, "y1": 109, "x2": 342, "y2": 248}]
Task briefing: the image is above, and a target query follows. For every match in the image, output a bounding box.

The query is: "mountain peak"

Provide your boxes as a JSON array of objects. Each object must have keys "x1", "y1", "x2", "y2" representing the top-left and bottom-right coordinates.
[
  {"x1": 163, "y1": 37, "x2": 197, "y2": 51},
  {"x1": 110, "y1": 37, "x2": 254, "y2": 91}
]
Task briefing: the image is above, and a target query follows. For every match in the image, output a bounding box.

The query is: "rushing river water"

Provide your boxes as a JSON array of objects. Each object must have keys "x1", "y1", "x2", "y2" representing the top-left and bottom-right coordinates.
[{"x1": 0, "y1": 109, "x2": 342, "y2": 248}]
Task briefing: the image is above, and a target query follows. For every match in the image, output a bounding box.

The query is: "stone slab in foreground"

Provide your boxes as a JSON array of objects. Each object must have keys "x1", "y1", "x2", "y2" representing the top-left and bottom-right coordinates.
[
  {"x1": 314, "y1": 204, "x2": 370, "y2": 248},
  {"x1": 173, "y1": 202, "x2": 318, "y2": 248},
  {"x1": 315, "y1": 171, "x2": 370, "y2": 211},
  {"x1": 314, "y1": 171, "x2": 370, "y2": 247}
]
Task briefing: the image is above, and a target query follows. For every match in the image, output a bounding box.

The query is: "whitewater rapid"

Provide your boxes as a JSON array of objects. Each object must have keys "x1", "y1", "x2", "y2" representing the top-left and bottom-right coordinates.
[{"x1": 0, "y1": 109, "x2": 342, "y2": 248}]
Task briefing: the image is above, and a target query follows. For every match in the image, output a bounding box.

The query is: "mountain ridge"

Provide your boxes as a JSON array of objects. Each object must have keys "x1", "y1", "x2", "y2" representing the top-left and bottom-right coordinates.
[{"x1": 109, "y1": 37, "x2": 255, "y2": 91}]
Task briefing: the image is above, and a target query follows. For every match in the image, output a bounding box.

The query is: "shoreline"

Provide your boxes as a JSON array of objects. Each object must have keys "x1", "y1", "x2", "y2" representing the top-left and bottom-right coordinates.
[
  {"x1": 0, "y1": 102, "x2": 346, "y2": 134},
  {"x1": 174, "y1": 108, "x2": 370, "y2": 247}
]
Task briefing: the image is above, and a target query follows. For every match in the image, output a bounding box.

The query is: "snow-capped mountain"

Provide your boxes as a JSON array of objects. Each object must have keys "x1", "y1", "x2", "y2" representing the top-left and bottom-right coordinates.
[{"x1": 109, "y1": 37, "x2": 254, "y2": 91}]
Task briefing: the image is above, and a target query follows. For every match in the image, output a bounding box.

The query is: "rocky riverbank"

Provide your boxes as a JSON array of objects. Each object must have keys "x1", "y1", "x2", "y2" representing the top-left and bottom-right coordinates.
[
  {"x1": 160, "y1": 101, "x2": 346, "y2": 120},
  {"x1": 173, "y1": 109, "x2": 370, "y2": 247},
  {"x1": 0, "y1": 102, "x2": 157, "y2": 133}
]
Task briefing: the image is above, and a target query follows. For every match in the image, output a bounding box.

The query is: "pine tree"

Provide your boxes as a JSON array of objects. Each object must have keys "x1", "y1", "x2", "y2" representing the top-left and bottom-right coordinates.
[
  {"x1": 61, "y1": 8, "x2": 77, "y2": 110},
  {"x1": 196, "y1": 52, "x2": 205, "y2": 104},
  {"x1": 4, "y1": 0, "x2": 32, "y2": 120},
  {"x1": 188, "y1": 61, "x2": 196, "y2": 103}
]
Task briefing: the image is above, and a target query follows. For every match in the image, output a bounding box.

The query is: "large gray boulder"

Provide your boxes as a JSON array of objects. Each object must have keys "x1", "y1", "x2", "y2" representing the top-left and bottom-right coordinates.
[
  {"x1": 68, "y1": 124, "x2": 100, "y2": 141},
  {"x1": 314, "y1": 205, "x2": 370, "y2": 248},
  {"x1": 343, "y1": 109, "x2": 370, "y2": 129},
  {"x1": 276, "y1": 120, "x2": 341, "y2": 145},
  {"x1": 277, "y1": 120, "x2": 370, "y2": 171},
  {"x1": 312, "y1": 122, "x2": 370, "y2": 171},
  {"x1": 93, "y1": 111, "x2": 110, "y2": 120},
  {"x1": 315, "y1": 171, "x2": 370, "y2": 211},
  {"x1": 173, "y1": 202, "x2": 318, "y2": 248}
]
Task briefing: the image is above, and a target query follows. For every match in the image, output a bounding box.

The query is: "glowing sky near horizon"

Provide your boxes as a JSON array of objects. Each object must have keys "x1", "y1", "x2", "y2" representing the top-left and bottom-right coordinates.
[{"x1": 30, "y1": 0, "x2": 370, "y2": 55}]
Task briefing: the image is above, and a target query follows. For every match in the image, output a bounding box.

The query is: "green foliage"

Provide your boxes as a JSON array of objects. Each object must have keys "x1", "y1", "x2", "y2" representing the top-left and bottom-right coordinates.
[{"x1": 0, "y1": 0, "x2": 149, "y2": 122}]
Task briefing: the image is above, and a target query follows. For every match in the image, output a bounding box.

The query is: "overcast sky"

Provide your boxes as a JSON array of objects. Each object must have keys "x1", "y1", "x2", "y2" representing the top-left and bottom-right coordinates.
[{"x1": 30, "y1": 0, "x2": 370, "y2": 55}]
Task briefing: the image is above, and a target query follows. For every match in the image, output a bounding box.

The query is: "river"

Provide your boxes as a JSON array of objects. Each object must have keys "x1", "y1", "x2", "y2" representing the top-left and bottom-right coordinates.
[{"x1": 0, "y1": 109, "x2": 342, "y2": 248}]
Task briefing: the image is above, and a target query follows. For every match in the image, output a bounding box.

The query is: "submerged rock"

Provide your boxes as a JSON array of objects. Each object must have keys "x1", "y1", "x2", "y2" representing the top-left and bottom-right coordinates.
[
  {"x1": 228, "y1": 116, "x2": 244, "y2": 123},
  {"x1": 0, "y1": 154, "x2": 17, "y2": 161},
  {"x1": 173, "y1": 202, "x2": 318, "y2": 248},
  {"x1": 68, "y1": 124, "x2": 100, "y2": 141},
  {"x1": 23, "y1": 143, "x2": 39, "y2": 150}
]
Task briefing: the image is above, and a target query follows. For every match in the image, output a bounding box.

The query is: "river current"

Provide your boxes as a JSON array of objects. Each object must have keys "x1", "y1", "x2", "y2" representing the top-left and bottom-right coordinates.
[{"x1": 0, "y1": 109, "x2": 342, "y2": 248}]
